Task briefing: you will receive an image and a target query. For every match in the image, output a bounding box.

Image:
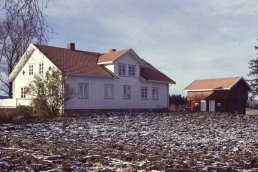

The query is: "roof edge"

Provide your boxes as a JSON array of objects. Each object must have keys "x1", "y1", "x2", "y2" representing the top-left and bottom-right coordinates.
[
  {"x1": 8, "y1": 44, "x2": 36, "y2": 82},
  {"x1": 229, "y1": 77, "x2": 251, "y2": 90},
  {"x1": 140, "y1": 76, "x2": 175, "y2": 84},
  {"x1": 184, "y1": 88, "x2": 230, "y2": 92},
  {"x1": 113, "y1": 49, "x2": 143, "y2": 65},
  {"x1": 65, "y1": 73, "x2": 114, "y2": 78}
]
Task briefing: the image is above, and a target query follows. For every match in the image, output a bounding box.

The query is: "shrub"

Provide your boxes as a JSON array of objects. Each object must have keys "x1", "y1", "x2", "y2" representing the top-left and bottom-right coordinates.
[{"x1": 26, "y1": 68, "x2": 72, "y2": 116}]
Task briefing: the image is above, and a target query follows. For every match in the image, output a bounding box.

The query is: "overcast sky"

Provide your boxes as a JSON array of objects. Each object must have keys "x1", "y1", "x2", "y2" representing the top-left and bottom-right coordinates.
[{"x1": 45, "y1": 0, "x2": 258, "y2": 95}]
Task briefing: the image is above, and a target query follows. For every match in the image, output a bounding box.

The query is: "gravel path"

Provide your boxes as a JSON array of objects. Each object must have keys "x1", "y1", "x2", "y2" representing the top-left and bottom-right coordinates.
[{"x1": 0, "y1": 112, "x2": 257, "y2": 171}]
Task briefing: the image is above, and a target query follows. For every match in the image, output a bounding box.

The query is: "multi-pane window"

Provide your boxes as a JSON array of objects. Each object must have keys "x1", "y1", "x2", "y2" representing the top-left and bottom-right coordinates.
[
  {"x1": 21, "y1": 87, "x2": 26, "y2": 98},
  {"x1": 104, "y1": 84, "x2": 113, "y2": 99},
  {"x1": 29, "y1": 65, "x2": 33, "y2": 75},
  {"x1": 128, "y1": 65, "x2": 136, "y2": 77},
  {"x1": 141, "y1": 87, "x2": 148, "y2": 99},
  {"x1": 123, "y1": 85, "x2": 131, "y2": 99},
  {"x1": 152, "y1": 87, "x2": 159, "y2": 100},
  {"x1": 78, "y1": 83, "x2": 88, "y2": 98},
  {"x1": 39, "y1": 63, "x2": 44, "y2": 74},
  {"x1": 118, "y1": 64, "x2": 126, "y2": 76}
]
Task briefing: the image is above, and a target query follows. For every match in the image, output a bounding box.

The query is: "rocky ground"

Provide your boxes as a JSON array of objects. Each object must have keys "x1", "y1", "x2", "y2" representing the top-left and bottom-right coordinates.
[{"x1": 0, "y1": 112, "x2": 257, "y2": 172}]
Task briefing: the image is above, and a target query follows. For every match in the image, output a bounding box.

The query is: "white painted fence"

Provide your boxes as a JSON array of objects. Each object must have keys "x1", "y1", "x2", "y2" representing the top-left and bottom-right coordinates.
[{"x1": 0, "y1": 98, "x2": 31, "y2": 108}]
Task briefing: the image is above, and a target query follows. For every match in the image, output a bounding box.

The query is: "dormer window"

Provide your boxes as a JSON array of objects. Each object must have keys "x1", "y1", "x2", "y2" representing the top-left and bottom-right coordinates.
[
  {"x1": 128, "y1": 65, "x2": 136, "y2": 77},
  {"x1": 118, "y1": 64, "x2": 126, "y2": 76}
]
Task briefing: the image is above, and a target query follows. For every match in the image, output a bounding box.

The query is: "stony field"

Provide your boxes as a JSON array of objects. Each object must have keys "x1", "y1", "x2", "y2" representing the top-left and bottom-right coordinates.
[{"x1": 0, "y1": 112, "x2": 257, "y2": 172}]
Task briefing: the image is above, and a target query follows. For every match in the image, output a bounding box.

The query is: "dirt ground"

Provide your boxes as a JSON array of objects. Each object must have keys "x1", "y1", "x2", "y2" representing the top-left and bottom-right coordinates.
[{"x1": 0, "y1": 112, "x2": 257, "y2": 171}]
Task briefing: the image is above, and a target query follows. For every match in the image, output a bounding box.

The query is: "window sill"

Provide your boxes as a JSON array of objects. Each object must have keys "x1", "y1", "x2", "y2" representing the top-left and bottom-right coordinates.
[
  {"x1": 141, "y1": 98, "x2": 148, "y2": 100},
  {"x1": 78, "y1": 97, "x2": 88, "y2": 99},
  {"x1": 123, "y1": 97, "x2": 131, "y2": 99},
  {"x1": 104, "y1": 97, "x2": 113, "y2": 99}
]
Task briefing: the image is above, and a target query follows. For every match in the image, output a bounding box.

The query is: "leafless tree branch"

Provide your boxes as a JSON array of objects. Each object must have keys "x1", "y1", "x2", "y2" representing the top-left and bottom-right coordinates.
[{"x1": 0, "y1": 0, "x2": 54, "y2": 97}]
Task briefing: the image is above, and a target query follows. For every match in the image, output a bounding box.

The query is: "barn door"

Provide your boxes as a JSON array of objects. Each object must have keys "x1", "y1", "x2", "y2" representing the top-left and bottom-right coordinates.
[
  {"x1": 209, "y1": 100, "x2": 215, "y2": 112},
  {"x1": 200, "y1": 100, "x2": 206, "y2": 112}
]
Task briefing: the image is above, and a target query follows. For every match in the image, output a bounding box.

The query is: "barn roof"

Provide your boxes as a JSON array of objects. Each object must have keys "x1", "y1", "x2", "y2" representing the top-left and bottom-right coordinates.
[{"x1": 184, "y1": 77, "x2": 250, "y2": 91}]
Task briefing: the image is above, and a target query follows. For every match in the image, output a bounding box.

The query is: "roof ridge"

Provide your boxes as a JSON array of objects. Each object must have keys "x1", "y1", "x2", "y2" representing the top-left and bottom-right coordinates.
[
  {"x1": 33, "y1": 44, "x2": 100, "y2": 55},
  {"x1": 101, "y1": 49, "x2": 130, "y2": 54},
  {"x1": 184, "y1": 76, "x2": 244, "y2": 91},
  {"x1": 194, "y1": 76, "x2": 241, "y2": 81}
]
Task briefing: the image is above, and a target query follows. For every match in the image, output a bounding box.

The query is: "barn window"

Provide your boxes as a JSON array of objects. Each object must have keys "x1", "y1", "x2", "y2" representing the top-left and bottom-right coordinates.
[
  {"x1": 78, "y1": 83, "x2": 88, "y2": 99},
  {"x1": 123, "y1": 85, "x2": 131, "y2": 99},
  {"x1": 217, "y1": 103, "x2": 222, "y2": 107},
  {"x1": 104, "y1": 84, "x2": 113, "y2": 99},
  {"x1": 195, "y1": 102, "x2": 199, "y2": 106}
]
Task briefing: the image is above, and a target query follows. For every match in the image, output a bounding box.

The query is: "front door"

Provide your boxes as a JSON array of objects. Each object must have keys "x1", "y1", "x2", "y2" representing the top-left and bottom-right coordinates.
[
  {"x1": 209, "y1": 100, "x2": 215, "y2": 112},
  {"x1": 200, "y1": 100, "x2": 206, "y2": 112}
]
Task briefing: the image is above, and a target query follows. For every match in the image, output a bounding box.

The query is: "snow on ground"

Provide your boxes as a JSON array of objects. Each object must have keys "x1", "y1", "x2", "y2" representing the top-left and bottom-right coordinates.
[{"x1": 0, "y1": 112, "x2": 257, "y2": 171}]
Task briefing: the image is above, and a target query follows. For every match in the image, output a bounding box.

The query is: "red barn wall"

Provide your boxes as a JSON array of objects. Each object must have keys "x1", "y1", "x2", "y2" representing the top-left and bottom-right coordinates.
[{"x1": 186, "y1": 79, "x2": 249, "y2": 114}]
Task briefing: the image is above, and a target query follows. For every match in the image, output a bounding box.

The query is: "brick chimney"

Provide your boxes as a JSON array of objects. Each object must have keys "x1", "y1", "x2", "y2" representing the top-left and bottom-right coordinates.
[
  {"x1": 67, "y1": 43, "x2": 75, "y2": 51},
  {"x1": 109, "y1": 49, "x2": 116, "y2": 52}
]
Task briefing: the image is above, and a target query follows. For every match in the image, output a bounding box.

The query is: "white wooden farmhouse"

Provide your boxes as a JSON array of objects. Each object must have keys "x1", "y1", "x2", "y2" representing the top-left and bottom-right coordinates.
[{"x1": 0, "y1": 43, "x2": 175, "y2": 112}]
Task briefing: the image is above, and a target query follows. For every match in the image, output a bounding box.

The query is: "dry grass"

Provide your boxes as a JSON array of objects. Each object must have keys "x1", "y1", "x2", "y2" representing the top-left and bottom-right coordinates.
[
  {"x1": 246, "y1": 108, "x2": 258, "y2": 116},
  {"x1": 0, "y1": 106, "x2": 72, "y2": 124},
  {"x1": 0, "y1": 106, "x2": 33, "y2": 123}
]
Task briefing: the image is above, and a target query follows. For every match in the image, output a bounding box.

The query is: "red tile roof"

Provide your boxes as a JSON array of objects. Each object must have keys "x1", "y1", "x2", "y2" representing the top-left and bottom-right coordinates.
[
  {"x1": 97, "y1": 49, "x2": 129, "y2": 64},
  {"x1": 184, "y1": 77, "x2": 247, "y2": 91},
  {"x1": 34, "y1": 44, "x2": 112, "y2": 77},
  {"x1": 33, "y1": 44, "x2": 175, "y2": 83},
  {"x1": 140, "y1": 60, "x2": 176, "y2": 83}
]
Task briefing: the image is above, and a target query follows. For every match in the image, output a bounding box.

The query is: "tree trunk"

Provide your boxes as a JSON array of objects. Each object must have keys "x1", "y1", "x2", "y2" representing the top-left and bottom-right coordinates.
[{"x1": 8, "y1": 82, "x2": 13, "y2": 98}]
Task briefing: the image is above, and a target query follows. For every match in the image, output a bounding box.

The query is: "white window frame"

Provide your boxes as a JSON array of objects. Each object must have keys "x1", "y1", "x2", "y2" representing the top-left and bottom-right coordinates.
[
  {"x1": 104, "y1": 84, "x2": 113, "y2": 99},
  {"x1": 128, "y1": 65, "x2": 136, "y2": 77},
  {"x1": 29, "y1": 65, "x2": 33, "y2": 75},
  {"x1": 78, "y1": 83, "x2": 89, "y2": 99},
  {"x1": 21, "y1": 87, "x2": 26, "y2": 98},
  {"x1": 141, "y1": 87, "x2": 148, "y2": 99},
  {"x1": 152, "y1": 87, "x2": 159, "y2": 100},
  {"x1": 118, "y1": 64, "x2": 126, "y2": 76},
  {"x1": 123, "y1": 85, "x2": 131, "y2": 99},
  {"x1": 39, "y1": 63, "x2": 44, "y2": 74}
]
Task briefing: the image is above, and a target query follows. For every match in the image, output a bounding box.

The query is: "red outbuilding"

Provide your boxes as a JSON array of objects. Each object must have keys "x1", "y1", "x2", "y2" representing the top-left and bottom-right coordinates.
[{"x1": 184, "y1": 77, "x2": 250, "y2": 114}]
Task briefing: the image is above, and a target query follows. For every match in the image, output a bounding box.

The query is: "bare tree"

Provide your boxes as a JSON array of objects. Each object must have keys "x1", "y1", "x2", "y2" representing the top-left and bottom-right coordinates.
[{"x1": 0, "y1": 0, "x2": 53, "y2": 97}]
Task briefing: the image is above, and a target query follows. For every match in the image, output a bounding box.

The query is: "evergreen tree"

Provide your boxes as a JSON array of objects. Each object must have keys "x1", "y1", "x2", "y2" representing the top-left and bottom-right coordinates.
[{"x1": 248, "y1": 45, "x2": 258, "y2": 96}]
